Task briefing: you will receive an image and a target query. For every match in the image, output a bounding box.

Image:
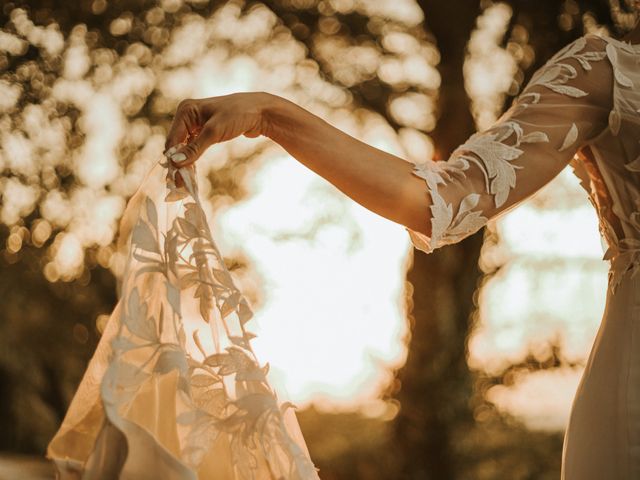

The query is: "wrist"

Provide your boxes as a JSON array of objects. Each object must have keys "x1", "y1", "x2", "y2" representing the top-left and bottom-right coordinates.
[{"x1": 259, "y1": 92, "x2": 299, "y2": 142}]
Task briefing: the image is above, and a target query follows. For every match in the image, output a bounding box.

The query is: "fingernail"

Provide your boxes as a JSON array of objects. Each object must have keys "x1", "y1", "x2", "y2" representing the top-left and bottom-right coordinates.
[
  {"x1": 164, "y1": 145, "x2": 179, "y2": 157},
  {"x1": 170, "y1": 152, "x2": 187, "y2": 164}
]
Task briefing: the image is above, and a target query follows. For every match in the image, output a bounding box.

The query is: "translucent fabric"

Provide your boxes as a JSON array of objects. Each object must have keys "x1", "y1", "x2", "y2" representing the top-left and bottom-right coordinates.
[
  {"x1": 46, "y1": 159, "x2": 320, "y2": 479},
  {"x1": 406, "y1": 33, "x2": 640, "y2": 479}
]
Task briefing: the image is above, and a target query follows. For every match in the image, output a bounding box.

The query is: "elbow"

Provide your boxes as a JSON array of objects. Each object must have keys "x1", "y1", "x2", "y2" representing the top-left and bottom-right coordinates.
[
  {"x1": 404, "y1": 209, "x2": 431, "y2": 238},
  {"x1": 402, "y1": 178, "x2": 432, "y2": 238}
]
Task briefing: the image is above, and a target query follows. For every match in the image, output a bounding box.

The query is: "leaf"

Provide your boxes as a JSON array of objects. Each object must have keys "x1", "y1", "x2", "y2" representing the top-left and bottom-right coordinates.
[
  {"x1": 124, "y1": 288, "x2": 158, "y2": 343},
  {"x1": 236, "y1": 367, "x2": 267, "y2": 382},
  {"x1": 194, "y1": 388, "x2": 227, "y2": 415},
  {"x1": 457, "y1": 193, "x2": 480, "y2": 216},
  {"x1": 220, "y1": 292, "x2": 240, "y2": 318},
  {"x1": 145, "y1": 197, "x2": 158, "y2": 231},
  {"x1": 166, "y1": 280, "x2": 181, "y2": 316},
  {"x1": 520, "y1": 131, "x2": 549, "y2": 144},
  {"x1": 179, "y1": 271, "x2": 200, "y2": 289},
  {"x1": 625, "y1": 155, "x2": 640, "y2": 172},
  {"x1": 212, "y1": 268, "x2": 232, "y2": 286},
  {"x1": 177, "y1": 217, "x2": 200, "y2": 239},
  {"x1": 229, "y1": 335, "x2": 248, "y2": 348},
  {"x1": 204, "y1": 353, "x2": 228, "y2": 367},
  {"x1": 110, "y1": 336, "x2": 138, "y2": 352},
  {"x1": 184, "y1": 202, "x2": 203, "y2": 226},
  {"x1": 609, "y1": 109, "x2": 621, "y2": 135},
  {"x1": 614, "y1": 68, "x2": 633, "y2": 88},
  {"x1": 132, "y1": 220, "x2": 160, "y2": 254},
  {"x1": 132, "y1": 250, "x2": 158, "y2": 264},
  {"x1": 547, "y1": 84, "x2": 588, "y2": 98},
  {"x1": 154, "y1": 349, "x2": 188, "y2": 376},
  {"x1": 559, "y1": 123, "x2": 578, "y2": 152},
  {"x1": 197, "y1": 285, "x2": 213, "y2": 322},
  {"x1": 191, "y1": 329, "x2": 208, "y2": 359},
  {"x1": 191, "y1": 374, "x2": 219, "y2": 388},
  {"x1": 238, "y1": 301, "x2": 254, "y2": 325}
]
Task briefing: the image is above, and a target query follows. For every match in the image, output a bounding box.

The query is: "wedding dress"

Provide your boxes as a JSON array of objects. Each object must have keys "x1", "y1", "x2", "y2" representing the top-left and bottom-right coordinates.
[
  {"x1": 46, "y1": 155, "x2": 321, "y2": 478},
  {"x1": 404, "y1": 33, "x2": 640, "y2": 479}
]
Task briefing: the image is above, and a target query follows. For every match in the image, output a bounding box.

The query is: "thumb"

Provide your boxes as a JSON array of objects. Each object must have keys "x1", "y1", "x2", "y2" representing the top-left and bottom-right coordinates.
[{"x1": 166, "y1": 122, "x2": 216, "y2": 168}]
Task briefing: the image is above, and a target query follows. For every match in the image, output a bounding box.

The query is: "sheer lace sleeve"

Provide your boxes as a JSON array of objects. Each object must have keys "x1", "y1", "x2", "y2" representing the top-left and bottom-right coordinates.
[{"x1": 406, "y1": 35, "x2": 613, "y2": 254}]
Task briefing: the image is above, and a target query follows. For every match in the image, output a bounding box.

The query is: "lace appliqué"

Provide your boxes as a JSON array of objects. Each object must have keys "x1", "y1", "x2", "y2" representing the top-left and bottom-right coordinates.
[
  {"x1": 101, "y1": 159, "x2": 320, "y2": 479},
  {"x1": 407, "y1": 157, "x2": 488, "y2": 253},
  {"x1": 406, "y1": 36, "x2": 607, "y2": 254}
]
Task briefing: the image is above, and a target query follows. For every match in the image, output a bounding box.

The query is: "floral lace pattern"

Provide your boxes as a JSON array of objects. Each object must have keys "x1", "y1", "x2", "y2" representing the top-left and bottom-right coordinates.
[
  {"x1": 405, "y1": 35, "x2": 609, "y2": 254},
  {"x1": 405, "y1": 34, "x2": 640, "y2": 295},
  {"x1": 96, "y1": 159, "x2": 321, "y2": 479}
]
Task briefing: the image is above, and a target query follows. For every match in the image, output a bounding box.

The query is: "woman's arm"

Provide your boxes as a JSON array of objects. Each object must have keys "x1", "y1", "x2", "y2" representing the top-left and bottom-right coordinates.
[
  {"x1": 165, "y1": 33, "x2": 611, "y2": 256},
  {"x1": 260, "y1": 93, "x2": 431, "y2": 236}
]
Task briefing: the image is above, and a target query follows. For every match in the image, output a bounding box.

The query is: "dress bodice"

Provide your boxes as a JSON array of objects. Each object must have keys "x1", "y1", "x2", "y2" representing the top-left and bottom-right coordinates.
[{"x1": 571, "y1": 35, "x2": 640, "y2": 292}]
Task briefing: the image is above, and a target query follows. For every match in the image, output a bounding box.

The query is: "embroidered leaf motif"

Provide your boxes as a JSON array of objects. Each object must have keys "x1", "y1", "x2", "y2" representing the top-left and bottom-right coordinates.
[
  {"x1": 444, "y1": 193, "x2": 488, "y2": 239},
  {"x1": 145, "y1": 197, "x2": 158, "y2": 232},
  {"x1": 98, "y1": 156, "x2": 331, "y2": 478},
  {"x1": 455, "y1": 130, "x2": 524, "y2": 208},
  {"x1": 559, "y1": 123, "x2": 579, "y2": 151},
  {"x1": 605, "y1": 43, "x2": 634, "y2": 87},
  {"x1": 193, "y1": 388, "x2": 227, "y2": 415},
  {"x1": 547, "y1": 84, "x2": 588, "y2": 97},
  {"x1": 166, "y1": 280, "x2": 181, "y2": 315},
  {"x1": 609, "y1": 109, "x2": 621, "y2": 135},
  {"x1": 220, "y1": 291, "x2": 241, "y2": 319},
  {"x1": 406, "y1": 34, "x2": 612, "y2": 258},
  {"x1": 132, "y1": 220, "x2": 160, "y2": 254},
  {"x1": 614, "y1": 68, "x2": 633, "y2": 88},
  {"x1": 520, "y1": 131, "x2": 549, "y2": 143},
  {"x1": 123, "y1": 287, "x2": 158, "y2": 343},
  {"x1": 237, "y1": 300, "x2": 254, "y2": 324},
  {"x1": 154, "y1": 348, "x2": 189, "y2": 376},
  {"x1": 625, "y1": 155, "x2": 640, "y2": 172},
  {"x1": 177, "y1": 217, "x2": 200, "y2": 239}
]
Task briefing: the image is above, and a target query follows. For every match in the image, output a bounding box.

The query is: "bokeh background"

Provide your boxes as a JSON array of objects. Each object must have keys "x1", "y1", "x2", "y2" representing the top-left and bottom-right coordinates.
[{"x1": 0, "y1": 0, "x2": 632, "y2": 478}]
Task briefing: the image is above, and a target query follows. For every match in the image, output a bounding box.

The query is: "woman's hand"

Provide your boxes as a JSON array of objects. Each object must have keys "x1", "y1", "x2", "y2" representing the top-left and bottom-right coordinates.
[{"x1": 163, "y1": 91, "x2": 274, "y2": 172}]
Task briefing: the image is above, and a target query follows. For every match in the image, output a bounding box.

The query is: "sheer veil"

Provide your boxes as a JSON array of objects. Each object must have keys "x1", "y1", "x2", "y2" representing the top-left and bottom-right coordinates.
[{"x1": 46, "y1": 155, "x2": 321, "y2": 479}]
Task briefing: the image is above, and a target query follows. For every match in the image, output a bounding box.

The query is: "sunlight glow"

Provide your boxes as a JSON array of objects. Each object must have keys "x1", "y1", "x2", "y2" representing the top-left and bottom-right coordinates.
[
  {"x1": 464, "y1": 2, "x2": 518, "y2": 130},
  {"x1": 218, "y1": 155, "x2": 410, "y2": 408},
  {"x1": 472, "y1": 166, "x2": 608, "y2": 430}
]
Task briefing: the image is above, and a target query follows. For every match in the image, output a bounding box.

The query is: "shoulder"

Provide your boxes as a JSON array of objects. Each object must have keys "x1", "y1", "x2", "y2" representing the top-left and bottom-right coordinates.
[
  {"x1": 536, "y1": 34, "x2": 609, "y2": 81},
  {"x1": 518, "y1": 34, "x2": 613, "y2": 108}
]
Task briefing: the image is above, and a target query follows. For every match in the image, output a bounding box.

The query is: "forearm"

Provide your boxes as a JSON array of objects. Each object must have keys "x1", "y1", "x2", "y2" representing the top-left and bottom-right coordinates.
[{"x1": 260, "y1": 93, "x2": 431, "y2": 236}]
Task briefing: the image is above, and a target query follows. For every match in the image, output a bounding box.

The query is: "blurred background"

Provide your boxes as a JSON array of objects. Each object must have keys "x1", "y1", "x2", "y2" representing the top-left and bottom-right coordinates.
[{"x1": 0, "y1": 0, "x2": 630, "y2": 478}]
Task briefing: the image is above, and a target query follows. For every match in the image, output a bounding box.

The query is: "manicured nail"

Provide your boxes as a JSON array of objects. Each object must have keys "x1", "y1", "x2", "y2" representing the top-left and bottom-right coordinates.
[
  {"x1": 164, "y1": 145, "x2": 178, "y2": 157},
  {"x1": 170, "y1": 152, "x2": 187, "y2": 164}
]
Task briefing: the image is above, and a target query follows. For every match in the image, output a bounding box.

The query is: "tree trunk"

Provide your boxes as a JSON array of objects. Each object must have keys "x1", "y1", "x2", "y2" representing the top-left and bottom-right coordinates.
[{"x1": 389, "y1": 2, "x2": 485, "y2": 478}]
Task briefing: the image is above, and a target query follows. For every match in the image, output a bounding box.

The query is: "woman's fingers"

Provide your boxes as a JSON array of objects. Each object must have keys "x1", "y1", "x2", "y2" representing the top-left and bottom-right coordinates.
[
  {"x1": 164, "y1": 100, "x2": 204, "y2": 154},
  {"x1": 167, "y1": 120, "x2": 217, "y2": 168}
]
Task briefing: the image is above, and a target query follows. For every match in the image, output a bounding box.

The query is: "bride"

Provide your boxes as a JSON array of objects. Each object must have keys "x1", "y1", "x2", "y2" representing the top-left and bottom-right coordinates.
[{"x1": 48, "y1": 3, "x2": 640, "y2": 479}]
